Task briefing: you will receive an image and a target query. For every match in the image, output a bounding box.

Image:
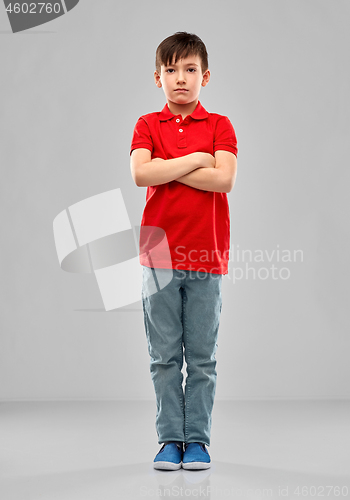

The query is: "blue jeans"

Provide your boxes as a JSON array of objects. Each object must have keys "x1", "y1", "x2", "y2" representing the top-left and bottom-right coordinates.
[{"x1": 141, "y1": 266, "x2": 223, "y2": 446}]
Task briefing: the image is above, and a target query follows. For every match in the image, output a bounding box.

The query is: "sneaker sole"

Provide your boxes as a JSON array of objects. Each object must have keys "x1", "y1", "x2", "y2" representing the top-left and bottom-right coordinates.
[
  {"x1": 153, "y1": 461, "x2": 181, "y2": 471},
  {"x1": 182, "y1": 461, "x2": 211, "y2": 470}
]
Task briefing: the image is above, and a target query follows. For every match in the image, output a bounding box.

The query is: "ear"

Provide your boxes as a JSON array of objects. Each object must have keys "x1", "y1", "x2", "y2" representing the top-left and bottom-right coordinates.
[
  {"x1": 201, "y1": 69, "x2": 210, "y2": 87},
  {"x1": 154, "y1": 70, "x2": 162, "y2": 88}
]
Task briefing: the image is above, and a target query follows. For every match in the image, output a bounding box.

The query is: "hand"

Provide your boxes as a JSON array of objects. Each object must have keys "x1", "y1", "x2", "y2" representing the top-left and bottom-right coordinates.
[{"x1": 194, "y1": 152, "x2": 216, "y2": 169}]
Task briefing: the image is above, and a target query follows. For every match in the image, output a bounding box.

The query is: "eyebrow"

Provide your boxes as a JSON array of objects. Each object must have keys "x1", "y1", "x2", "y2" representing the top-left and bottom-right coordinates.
[{"x1": 166, "y1": 62, "x2": 199, "y2": 67}]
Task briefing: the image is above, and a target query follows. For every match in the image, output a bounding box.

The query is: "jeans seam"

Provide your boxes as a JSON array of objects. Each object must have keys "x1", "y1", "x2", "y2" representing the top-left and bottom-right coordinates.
[
  {"x1": 142, "y1": 293, "x2": 161, "y2": 440},
  {"x1": 178, "y1": 308, "x2": 184, "y2": 417},
  {"x1": 183, "y1": 284, "x2": 190, "y2": 443}
]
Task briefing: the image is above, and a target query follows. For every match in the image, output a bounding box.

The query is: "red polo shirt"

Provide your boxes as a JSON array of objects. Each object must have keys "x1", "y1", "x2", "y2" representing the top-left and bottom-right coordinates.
[{"x1": 130, "y1": 101, "x2": 238, "y2": 274}]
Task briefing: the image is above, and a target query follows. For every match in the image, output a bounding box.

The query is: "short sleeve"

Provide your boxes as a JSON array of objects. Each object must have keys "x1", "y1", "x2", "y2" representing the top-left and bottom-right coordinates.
[
  {"x1": 130, "y1": 117, "x2": 154, "y2": 155},
  {"x1": 213, "y1": 116, "x2": 238, "y2": 157}
]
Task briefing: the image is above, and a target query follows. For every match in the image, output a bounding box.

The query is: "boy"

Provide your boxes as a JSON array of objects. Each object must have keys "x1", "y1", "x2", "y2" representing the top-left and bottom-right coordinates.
[{"x1": 130, "y1": 32, "x2": 238, "y2": 470}]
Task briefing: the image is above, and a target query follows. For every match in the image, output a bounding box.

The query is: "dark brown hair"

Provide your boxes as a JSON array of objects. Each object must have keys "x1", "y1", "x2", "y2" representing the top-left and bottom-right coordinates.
[{"x1": 155, "y1": 32, "x2": 208, "y2": 74}]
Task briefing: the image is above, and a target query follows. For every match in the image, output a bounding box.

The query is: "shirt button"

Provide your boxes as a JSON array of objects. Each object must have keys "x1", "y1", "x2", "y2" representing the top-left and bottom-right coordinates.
[
  {"x1": 176, "y1": 118, "x2": 180, "y2": 123},
  {"x1": 179, "y1": 128, "x2": 183, "y2": 133}
]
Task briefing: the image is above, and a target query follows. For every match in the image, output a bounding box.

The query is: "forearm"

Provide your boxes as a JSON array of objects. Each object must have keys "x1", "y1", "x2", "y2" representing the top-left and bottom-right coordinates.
[
  {"x1": 175, "y1": 166, "x2": 229, "y2": 193},
  {"x1": 135, "y1": 153, "x2": 202, "y2": 187}
]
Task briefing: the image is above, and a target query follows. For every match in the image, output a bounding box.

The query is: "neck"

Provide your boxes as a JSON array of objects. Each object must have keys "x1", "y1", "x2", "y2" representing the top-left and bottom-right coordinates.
[{"x1": 167, "y1": 99, "x2": 199, "y2": 119}]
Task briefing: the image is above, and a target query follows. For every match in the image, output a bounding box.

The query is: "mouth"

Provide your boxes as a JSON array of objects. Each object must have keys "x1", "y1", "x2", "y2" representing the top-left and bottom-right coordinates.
[{"x1": 174, "y1": 89, "x2": 188, "y2": 92}]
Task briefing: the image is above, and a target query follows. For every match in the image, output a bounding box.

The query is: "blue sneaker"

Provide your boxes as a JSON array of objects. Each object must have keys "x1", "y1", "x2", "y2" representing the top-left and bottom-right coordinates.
[
  {"x1": 182, "y1": 442, "x2": 211, "y2": 470},
  {"x1": 153, "y1": 442, "x2": 183, "y2": 470}
]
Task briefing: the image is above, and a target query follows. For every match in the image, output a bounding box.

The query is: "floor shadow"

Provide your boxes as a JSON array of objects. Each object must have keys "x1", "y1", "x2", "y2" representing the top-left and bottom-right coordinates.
[{"x1": 1, "y1": 461, "x2": 348, "y2": 500}]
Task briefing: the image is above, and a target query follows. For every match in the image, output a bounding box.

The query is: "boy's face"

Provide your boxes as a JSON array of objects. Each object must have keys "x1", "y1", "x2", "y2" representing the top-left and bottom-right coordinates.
[{"x1": 154, "y1": 54, "x2": 210, "y2": 109}]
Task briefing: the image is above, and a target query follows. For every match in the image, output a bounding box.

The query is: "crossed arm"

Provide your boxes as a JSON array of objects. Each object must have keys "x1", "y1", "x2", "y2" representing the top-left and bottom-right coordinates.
[{"x1": 130, "y1": 149, "x2": 237, "y2": 193}]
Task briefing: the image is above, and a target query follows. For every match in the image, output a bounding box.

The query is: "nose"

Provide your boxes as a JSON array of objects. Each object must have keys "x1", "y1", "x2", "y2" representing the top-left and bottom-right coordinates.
[{"x1": 176, "y1": 70, "x2": 186, "y2": 84}]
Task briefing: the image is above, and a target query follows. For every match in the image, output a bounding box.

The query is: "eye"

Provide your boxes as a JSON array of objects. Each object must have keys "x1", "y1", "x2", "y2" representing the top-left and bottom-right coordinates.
[
  {"x1": 166, "y1": 69, "x2": 175, "y2": 73},
  {"x1": 187, "y1": 68, "x2": 196, "y2": 72}
]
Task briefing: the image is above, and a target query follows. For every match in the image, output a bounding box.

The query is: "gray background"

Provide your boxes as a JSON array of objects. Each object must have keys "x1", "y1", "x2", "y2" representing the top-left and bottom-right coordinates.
[{"x1": 1, "y1": 0, "x2": 349, "y2": 401}]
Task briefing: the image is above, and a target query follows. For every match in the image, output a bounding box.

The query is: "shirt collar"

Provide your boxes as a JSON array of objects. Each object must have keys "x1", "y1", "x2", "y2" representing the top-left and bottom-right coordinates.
[{"x1": 159, "y1": 100, "x2": 209, "y2": 121}]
